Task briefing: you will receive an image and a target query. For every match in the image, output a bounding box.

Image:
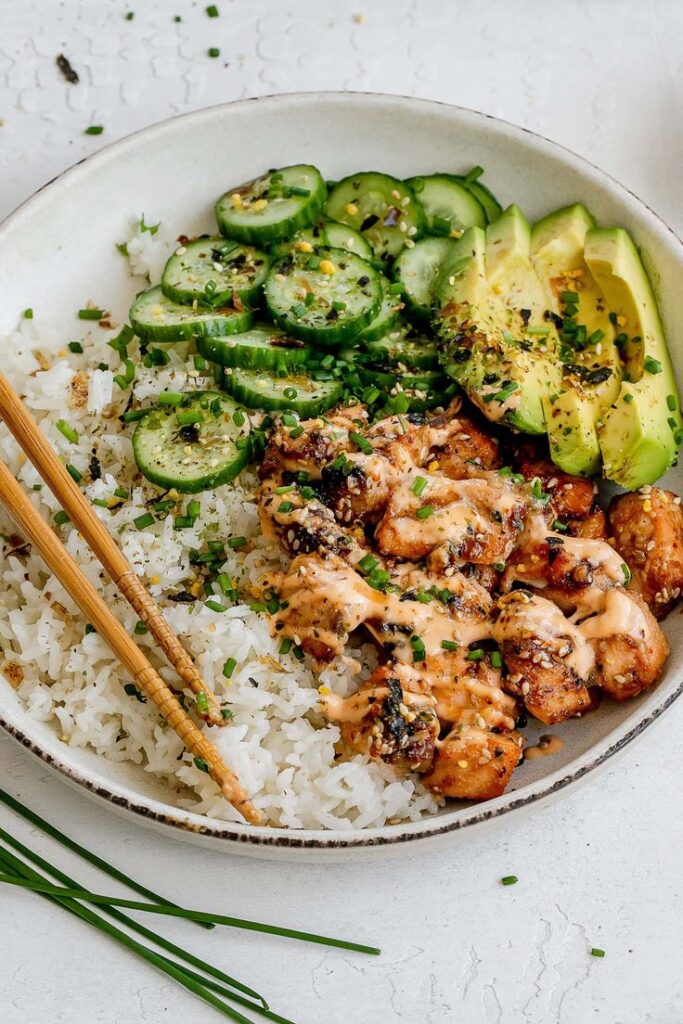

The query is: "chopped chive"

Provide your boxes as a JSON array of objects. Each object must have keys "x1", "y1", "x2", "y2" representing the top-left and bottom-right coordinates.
[
  {"x1": 68, "y1": 341, "x2": 83, "y2": 353},
  {"x1": 133, "y1": 621, "x2": 148, "y2": 636},
  {"x1": 176, "y1": 410, "x2": 203, "y2": 426},
  {"x1": 134, "y1": 512, "x2": 155, "y2": 530},
  {"x1": 227, "y1": 536, "x2": 246, "y2": 549},
  {"x1": 588, "y1": 328, "x2": 605, "y2": 345},
  {"x1": 114, "y1": 487, "x2": 129, "y2": 500},
  {"x1": 441, "y1": 640, "x2": 458, "y2": 652},
  {"x1": 358, "y1": 554, "x2": 379, "y2": 574},
  {"x1": 207, "y1": 47, "x2": 220, "y2": 57},
  {"x1": 349, "y1": 431, "x2": 373, "y2": 454},
  {"x1": 278, "y1": 501, "x2": 294, "y2": 513},
  {"x1": 411, "y1": 476, "x2": 428, "y2": 497},
  {"x1": 205, "y1": 600, "x2": 226, "y2": 613},
  {"x1": 187, "y1": 499, "x2": 201, "y2": 521},
  {"x1": 206, "y1": 3, "x2": 219, "y2": 14},
  {"x1": 56, "y1": 419, "x2": 79, "y2": 444},
  {"x1": 23, "y1": 308, "x2": 33, "y2": 319},
  {"x1": 490, "y1": 650, "x2": 503, "y2": 668},
  {"x1": 157, "y1": 392, "x2": 183, "y2": 406},
  {"x1": 193, "y1": 757, "x2": 210, "y2": 773},
  {"x1": 66, "y1": 464, "x2": 83, "y2": 483},
  {"x1": 92, "y1": 498, "x2": 109, "y2": 508},
  {"x1": 84, "y1": 126, "x2": 104, "y2": 136},
  {"x1": 526, "y1": 325, "x2": 549, "y2": 336},
  {"x1": 289, "y1": 426, "x2": 304, "y2": 439},
  {"x1": 279, "y1": 638, "x2": 293, "y2": 655},
  {"x1": 644, "y1": 355, "x2": 662, "y2": 374},
  {"x1": 590, "y1": 947, "x2": 605, "y2": 958},
  {"x1": 501, "y1": 875, "x2": 518, "y2": 886},
  {"x1": 621, "y1": 563, "x2": 631, "y2": 585},
  {"x1": 32, "y1": 484, "x2": 43, "y2": 492},
  {"x1": 466, "y1": 649, "x2": 484, "y2": 661},
  {"x1": 124, "y1": 10, "x2": 134, "y2": 19},
  {"x1": 415, "y1": 504, "x2": 434, "y2": 520},
  {"x1": 560, "y1": 290, "x2": 578, "y2": 303},
  {"x1": 220, "y1": 707, "x2": 233, "y2": 721},
  {"x1": 410, "y1": 635, "x2": 426, "y2": 663},
  {"x1": 195, "y1": 691, "x2": 210, "y2": 715},
  {"x1": 274, "y1": 484, "x2": 296, "y2": 494},
  {"x1": 78, "y1": 308, "x2": 103, "y2": 320},
  {"x1": 222, "y1": 657, "x2": 237, "y2": 678},
  {"x1": 173, "y1": 516, "x2": 193, "y2": 530},
  {"x1": 667, "y1": 394, "x2": 677, "y2": 411},
  {"x1": 623, "y1": 392, "x2": 634, "y2": 404},
  {"x1": 53, "y1": 511, "x2": 70, "y2": 526}
]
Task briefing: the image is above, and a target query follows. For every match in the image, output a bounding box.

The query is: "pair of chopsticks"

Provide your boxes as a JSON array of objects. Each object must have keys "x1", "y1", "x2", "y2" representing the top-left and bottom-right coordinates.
[{"x1": 0, "y1": 371, "x2": 259, "y2": 824}]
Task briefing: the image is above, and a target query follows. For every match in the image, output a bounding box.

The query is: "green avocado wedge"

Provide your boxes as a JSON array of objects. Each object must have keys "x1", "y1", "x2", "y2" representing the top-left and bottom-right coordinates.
[
  {"x1": 435, "y1": 207, "x2": 562, "y2": 434},
  {"x1": 585, "y1": 227, "x2": 682, "y2": 489},
  {"x1": 531, "y1": 204, "x2": 622, "y2": 477}
]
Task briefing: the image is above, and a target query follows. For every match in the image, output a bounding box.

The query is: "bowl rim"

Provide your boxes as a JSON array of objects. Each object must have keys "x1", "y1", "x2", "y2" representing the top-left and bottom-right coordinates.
[{"x1": 2, "y1": 89, "x2": 682, "y2": 852}]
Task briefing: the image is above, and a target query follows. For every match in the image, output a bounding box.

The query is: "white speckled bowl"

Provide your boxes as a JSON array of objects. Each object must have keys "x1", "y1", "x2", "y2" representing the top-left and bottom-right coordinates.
[{"x1": 1, "y1": 92, "x2": 682, "y2": 861}]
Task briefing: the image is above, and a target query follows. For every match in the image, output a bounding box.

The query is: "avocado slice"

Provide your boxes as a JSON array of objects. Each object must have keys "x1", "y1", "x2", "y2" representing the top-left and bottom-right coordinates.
[
  {"x1": 585, "y1": 228, "x2": 682, "y2": 489},
  {"x1": 530, "y1": 204, "x2": 622, "y2": 477},
  {"x1": 436, "y1": 206, "x2": 562, "y2": 434}
]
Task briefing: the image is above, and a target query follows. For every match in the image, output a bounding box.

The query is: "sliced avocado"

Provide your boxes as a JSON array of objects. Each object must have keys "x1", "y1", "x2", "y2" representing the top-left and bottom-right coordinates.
[
  {"x1": 436, "y1": 207, "x2": 562, "y2": 434},
  {"x1": 585, "y1": 228, "x2": 682, "y2": 488},
  {"x1": 530, "y1": 204, "x2": 622, "y2": 476}
]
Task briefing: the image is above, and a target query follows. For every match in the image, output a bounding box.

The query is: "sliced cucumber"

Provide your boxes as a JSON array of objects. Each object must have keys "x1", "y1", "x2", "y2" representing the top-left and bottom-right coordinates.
[
  {"x1": 454, "y1": 176, "x2": 503, "y2": 224},
  {"x1": 364, "y1": 322, "x2": 439, "y2": 370},
  {"x1": 264, "y1": 246, "x2": 381, "y2": 347},
  {"x1": 406, "y1": 174, "x2": 486, "y2": 236},
  {"x1": 198, "y1": 325, "x2": 311, "y2": 373},
  {"x1": 394, "y1": 236, "x2": 455, "y2": 321},
  {"x1": 215, "y1": 165, "x2": 326, "y2": 245},
  {"x1": 133, "y1": 391, "x2": 250, "y2": 493},
  {"x1": 325, "y1": 172, "x2": 425, "y2": 262},
  {"x1": 356, "y1": 276, "x2": 404, "y2": 342},
  {"x1": 358, "y1": 366, "x2": 452, "y2": 412},
  {"x1": 130, "y1": 286, "x2": 254, "y2": 342},
  {"x1": 161, "y1": 238, "x2": 270, "y2": 306},
  {"x1": 222, "y1": 367, "x2": 342, "y2": 417},
  {"x1": 273, "y1": 220, "x2": 374, "y2": 261}
]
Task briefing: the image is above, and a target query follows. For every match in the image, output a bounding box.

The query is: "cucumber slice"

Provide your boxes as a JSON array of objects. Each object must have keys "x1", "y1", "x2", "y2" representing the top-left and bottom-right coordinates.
[
  {"x1": 454, "y1": 176, "x2": 503, "y2": 224},
  {"x1": 133, "y1": 391, "x2": 250, "y2": 493},
  {"x1": 364, "y1": 322, "x2": 439, "y2": 370},
  {"x1": 222, "y1": 367, "x2": 342, "y2": 417},
  {"x1": 215, "y1": 165, "x2": 326, "y2": 245},
  {"x1": 273, "y1": 220, "x2": 374, "y2": 261},
  {"x1": 325, "y1": 172, "x2": 425, "y2": 262},
  {"x1": 264, "y1": 246, "x2": 381, "y2": 347},
  {"x1": 197, "y1": 325, "x2": 311, "y2": 372},
  {"x1": 161, "y1": 238, "x2": 270, "y2": 306},
  {"x1": 356, "y1": 276, "x2": 404, "y2": 342},
  {"x1": 130, "y1": 286, "x2": 254, "y2": 343},
  {"x1": 394, "y1": 237, "x2": 455, "y2": 321},
  {"x1": 406, "y1": 175, "x2": 486, "y2": 236},
  {"x1": 358, "y1": 366, "x2": 452, "y2": 412}
]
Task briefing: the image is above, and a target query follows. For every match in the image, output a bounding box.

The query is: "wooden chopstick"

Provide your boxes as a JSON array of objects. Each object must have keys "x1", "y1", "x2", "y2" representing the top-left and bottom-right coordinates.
[
  {"x1": 0, "y1": 457, "x2": 259, "y2": 824},
  {"x1": 0, "y1": 372, "x2": 225, "y2": 727}
]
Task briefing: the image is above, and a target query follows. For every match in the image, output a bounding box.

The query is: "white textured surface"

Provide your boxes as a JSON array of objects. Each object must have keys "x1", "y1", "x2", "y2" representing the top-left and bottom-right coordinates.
[{"x1": 1, "y1": 2, "x2": 683, "y2": 1021}]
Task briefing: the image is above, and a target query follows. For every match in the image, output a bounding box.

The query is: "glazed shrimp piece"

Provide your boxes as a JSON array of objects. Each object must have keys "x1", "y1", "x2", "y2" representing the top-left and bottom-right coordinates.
[
  {"x1": 502, "y1": 513, "x2": 627, "y2": 610},
  {"x1": 321, "y1": 664, "x2": 439, "y2": 773},
  {"x1": 577, "y1": 589, "x2": 669, "y2": 700},
  {"x1": 608, "y1": 487, "x2": 683, "y2": 619},
  {"x1": 492, "y1": 591, "x2": 593, "y2": 724},
  {"x1": 375, "y1": 471, "x2": 527, "y2": 564},
  {"x1": 258, "y1": 404, "x2": 366, "y2": 484},
  {"x1": 422, "y1": 725, "x2": 523, "y2": 801}
]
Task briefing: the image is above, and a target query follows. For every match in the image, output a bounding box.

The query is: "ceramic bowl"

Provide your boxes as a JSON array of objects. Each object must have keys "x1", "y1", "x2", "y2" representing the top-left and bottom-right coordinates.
[{"x1": 1, "y1": 92, "x2": 682, "y2": 861}]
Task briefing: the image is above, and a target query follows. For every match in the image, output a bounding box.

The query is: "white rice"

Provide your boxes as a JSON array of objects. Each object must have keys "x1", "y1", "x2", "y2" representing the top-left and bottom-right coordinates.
[{"x1": 0, "y1": 219, "x2": 438, "y2": 829}]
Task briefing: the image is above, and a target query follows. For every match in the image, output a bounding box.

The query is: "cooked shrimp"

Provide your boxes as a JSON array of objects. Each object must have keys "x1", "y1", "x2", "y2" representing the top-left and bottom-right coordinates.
[
  {"x1": 492, "y1": 590, "x2": 593, "y2": 723},
  {"x1": 577, "y1": 588, "x2": 669, "y2": 700},
  {"x1": 608, "y1": 487, "x2": 683, "y2": 618},
  {"x1": 422, "y1": 725, "x2": 522, "y2": 801},
  {"x1": 321, "y1": 664, "x2": 439, "y2": 773}
]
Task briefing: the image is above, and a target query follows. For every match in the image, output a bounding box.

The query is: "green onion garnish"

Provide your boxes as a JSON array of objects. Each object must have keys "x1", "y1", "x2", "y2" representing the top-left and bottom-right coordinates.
[
  {"x1": 68, "y1": 341, "x2": 84, "y2": 353},
  {"x1": 411, "y1": 476, "x2": 428, "y2": 497},
  {"x1": 53, "y1": 511, "x2": 70, "y2": 526},
  {"x1": 644, "y1": 355, "x2": 662, "y2": 374},
  {"x1": 134, "y1": 512, "x2": 155, "y2": 530},
  {"x1": 56, "y1": 419, "x2": 79, "y2": 443},
  {"x1": 441, "y1": 640, "x2": 458, "y2": 652},
  {"x1": 78, "y1": 307, "x2": 103, "y2": 319},
  {"x1": 66, "y1": 464, "x2": 83, "y2": 483},
  {"x1": 501, "y1": 875, "x2": 518, "y2": 886},
  {"x1": 410, "y1": 635, "x2": 426, "y2": 662},
  {"x1": 222, "y1": 657, "x2": 237, "y2": 678},
  {"x1": 196, "y1": 691, "x2": 210, "y2": 714},
  {"x1": 466, "y1": 649, "x2": 484, "y2": 661},
  {"x1": 415, "y1": 504, "x2": 434, "y2": 520},
  {"x1": 23, "y1": 308, "x2": 33, "y2": 319},
  {"x1": 84, "y1": 125, "x2": 104, "y2": 136},
  {"x1": 205, "y1": 600, "x2": 227, "y2": 613},
  {"x1": 133, "y1": 621, "x2": 148, "y2": 636},
  {"x1": 227, "y1": 536, "x2": 246, "y2": 549},
  {"x1": 590, "y1": 947, "x2": 605, "y2": 958},
  {"x1": 157, "y1": 392, "x2": 183, "y2": 406},
  {"x1": 349, "y1": 431, "x2": 373, "y2": 454}
]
